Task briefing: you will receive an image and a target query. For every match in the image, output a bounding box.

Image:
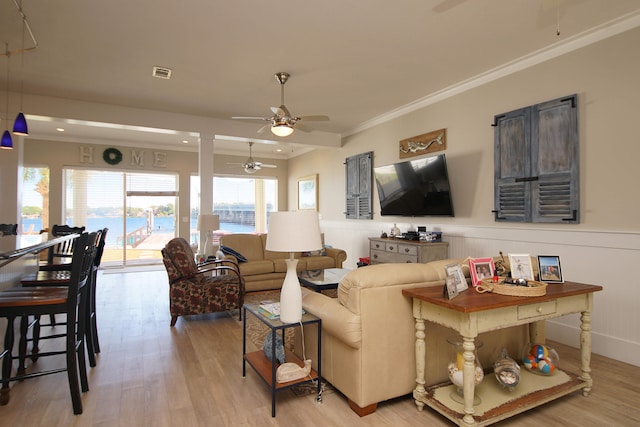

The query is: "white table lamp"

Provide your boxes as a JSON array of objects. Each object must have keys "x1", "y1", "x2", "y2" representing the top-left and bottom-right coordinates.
[
  {"x1": 266, "y1": 211, "x2": 322, "y2": 323},
  {"x1": 196, "y1": 214, "x2": 220, "y2": 258}
]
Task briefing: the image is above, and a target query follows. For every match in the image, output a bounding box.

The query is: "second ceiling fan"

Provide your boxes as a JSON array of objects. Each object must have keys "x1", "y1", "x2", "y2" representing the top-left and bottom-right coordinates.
[
  {"x1": 228, "y1": 141, "x2": 277, "y2": 174},
  {"x1": 232, "y1": 72, "x2": 329, "y2": 137}
]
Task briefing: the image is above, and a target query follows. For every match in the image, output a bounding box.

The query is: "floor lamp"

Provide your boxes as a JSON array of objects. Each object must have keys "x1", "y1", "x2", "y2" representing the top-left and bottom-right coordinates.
[
  {"x1": 197, "y1": 214, "x2": 220, "y2": 259},
  {"x1": 265, "y1": 211, "x2": 322, "y2": 323}
]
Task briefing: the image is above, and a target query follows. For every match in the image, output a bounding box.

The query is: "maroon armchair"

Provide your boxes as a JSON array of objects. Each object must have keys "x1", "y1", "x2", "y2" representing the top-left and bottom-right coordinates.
[{"x1": 161, "y1": 237, "x2": 245, "y2": 327}]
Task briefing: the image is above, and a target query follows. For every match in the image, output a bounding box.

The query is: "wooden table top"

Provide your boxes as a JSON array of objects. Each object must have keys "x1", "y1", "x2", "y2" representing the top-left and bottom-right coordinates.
[{"x1": 402, "y1": 281, "x2": 603, "y2": 313}]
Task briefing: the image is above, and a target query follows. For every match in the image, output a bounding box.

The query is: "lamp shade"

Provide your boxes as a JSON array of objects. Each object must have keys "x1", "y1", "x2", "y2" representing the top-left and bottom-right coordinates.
[
  {"x1": 271, "y1": 124, "x2": 294, "y2": 137},
  {"x1": 266, "y1": 211, "x2": 322, "y2": 253},
  {"x1": 12, "y1": 112, "x2": 28, "y2": 136},
  {"x1": 1, "y1": 130, "x2": 13, "y2": 149},
  {"x1": 196, "y1": 214, "x2": 220, "y2": 231}
]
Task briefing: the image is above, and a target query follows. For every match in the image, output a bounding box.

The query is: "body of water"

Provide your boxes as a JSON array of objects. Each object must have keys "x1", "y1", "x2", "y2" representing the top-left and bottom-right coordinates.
[{"x1": 22, "y1": 217, "x2": 253, "y2": 247}]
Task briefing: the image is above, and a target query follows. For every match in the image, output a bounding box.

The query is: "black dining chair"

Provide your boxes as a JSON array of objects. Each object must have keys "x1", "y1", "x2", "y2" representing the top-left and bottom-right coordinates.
[
  {"x1": 40, "y1": 225, "x2": 86, "y2": 268},
  {"x1": 21, "y1": 228, "x2": 107, "y2": 367},
  {"x1": 0, "y1": 231, "x2": 97, "y2": 414}
]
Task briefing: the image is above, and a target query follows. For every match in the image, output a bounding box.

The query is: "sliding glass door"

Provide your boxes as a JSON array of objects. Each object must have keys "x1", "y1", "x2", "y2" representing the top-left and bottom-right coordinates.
[{"x1": 64, "y1": 169, "x2": 177, "y2": 267}]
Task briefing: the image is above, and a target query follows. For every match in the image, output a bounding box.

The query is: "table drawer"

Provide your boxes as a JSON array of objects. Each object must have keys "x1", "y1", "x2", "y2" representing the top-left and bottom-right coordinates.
[
  {"x1": 370, "y1": 249, "x2": 417, "y2": 264},
  {"x1": 518, "y1": 300, "x2": 557, "y2": 320},
  {"x1": 370, "y1": 240, "x2": 385, "y2": 251},
  {"x1": 397, "y1": 244, "x2": 418, "y2": 256}
]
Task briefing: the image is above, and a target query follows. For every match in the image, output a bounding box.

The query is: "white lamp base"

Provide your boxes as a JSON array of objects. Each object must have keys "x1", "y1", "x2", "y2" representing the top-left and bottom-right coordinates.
[
  {"x1": 204, "y1": 231, "x2": 215, "y2": 259},
  {"x1": 279, "y1": 257, "x2": 302, "y2": 323}
]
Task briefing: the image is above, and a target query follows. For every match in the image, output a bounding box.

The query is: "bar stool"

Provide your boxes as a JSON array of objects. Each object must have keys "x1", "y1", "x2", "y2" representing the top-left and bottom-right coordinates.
[
  {"x1": 0, "y1": 232, "x2": 97, "y2": 414},
  {"x1": 21, "y1": 228, "x2": 106, "y2": 367}
]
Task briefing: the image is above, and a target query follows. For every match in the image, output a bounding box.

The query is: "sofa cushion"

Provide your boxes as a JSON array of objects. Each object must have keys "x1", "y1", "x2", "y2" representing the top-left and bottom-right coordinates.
[
  {"x1": 220, "y1": 245, "x2": 248, "y2": 262},
  {"x1": 220, "y1": 234, "x2": 265, "y2": 260},
  {"x1": 239, "y1": 260, "x2": 275, "y2": 276}
]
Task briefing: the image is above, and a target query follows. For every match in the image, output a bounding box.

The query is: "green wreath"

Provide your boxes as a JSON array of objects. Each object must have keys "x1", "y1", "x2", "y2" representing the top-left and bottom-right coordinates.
[{"x1": 103, "y1": 147, "x2": 123, "y2": 165}]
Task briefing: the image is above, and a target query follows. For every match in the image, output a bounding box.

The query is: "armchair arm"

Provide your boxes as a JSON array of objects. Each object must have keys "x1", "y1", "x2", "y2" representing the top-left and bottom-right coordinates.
[
  {"x1": 301, "y1": 289, "x2": 361, "y2": 348},
  {"x1": 324, "y1": 247, "x2": 347, "y2": 268}
]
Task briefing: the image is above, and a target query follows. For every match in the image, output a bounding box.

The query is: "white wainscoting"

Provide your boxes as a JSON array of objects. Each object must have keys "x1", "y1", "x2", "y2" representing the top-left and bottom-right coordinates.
[{"x1": 321, "y1": 220, "x2": 640, "y2": 367}]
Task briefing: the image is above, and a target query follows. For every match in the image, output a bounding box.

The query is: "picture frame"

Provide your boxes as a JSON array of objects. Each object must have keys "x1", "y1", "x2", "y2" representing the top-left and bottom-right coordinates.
[
  {"x1": 297, "y1": 174, "x2": 318, "y2": 211},
  {"x1": 443, "y1": 274, "x2": 459, "y2": 300},
  {"x1": 538, "y1": 255, "x2": 564, "y2": 283},
  {"x1": 445, "y1": 263, "x2": 468, "y2": 292},
  {"x1": 508, "y1": 253, "x2": 534, "y2": 281},
  {"x1": 468, "y1": 257, "x2": 495, "y2": 287}
]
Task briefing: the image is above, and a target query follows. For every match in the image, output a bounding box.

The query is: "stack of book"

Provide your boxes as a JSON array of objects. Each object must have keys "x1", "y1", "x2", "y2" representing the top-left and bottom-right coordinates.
[{"x1": 259, "y1": 300, "x2": 281, "y2": 319}]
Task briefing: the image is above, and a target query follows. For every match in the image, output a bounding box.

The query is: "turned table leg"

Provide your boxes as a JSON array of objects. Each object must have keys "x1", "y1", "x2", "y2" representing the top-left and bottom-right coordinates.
[{"x1": 412, "y1": 299, "x2": 426, "y2": 411}]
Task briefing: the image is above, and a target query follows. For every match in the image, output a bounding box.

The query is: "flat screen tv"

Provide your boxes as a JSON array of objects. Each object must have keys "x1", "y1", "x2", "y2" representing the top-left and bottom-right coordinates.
[{"x1": 374, "y1": 154, "x2": 454, "y2": 216}]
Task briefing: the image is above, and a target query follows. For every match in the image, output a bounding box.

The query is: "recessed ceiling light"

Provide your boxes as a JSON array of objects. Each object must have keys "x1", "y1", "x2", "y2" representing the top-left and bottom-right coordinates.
[
  {"x1": 182, "y1": 140, "x2": 189, "y2": 144},
  {"x1": 56, "y1": 128, "x2": 65, "y2": 132}
]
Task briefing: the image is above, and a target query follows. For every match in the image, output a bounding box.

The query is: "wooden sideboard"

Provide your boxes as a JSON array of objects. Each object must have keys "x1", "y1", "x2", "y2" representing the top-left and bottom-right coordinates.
[{"x1": 369, "y1": 237, "x2": 448, "y2": 265}]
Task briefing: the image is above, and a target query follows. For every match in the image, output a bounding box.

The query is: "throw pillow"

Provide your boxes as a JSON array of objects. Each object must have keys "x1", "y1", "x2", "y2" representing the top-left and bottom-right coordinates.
[
  {"x1": 220, "y1": 245, "x2": 248, "y2": 263},
  {"x1": 263, "y1": 333, "x2": 286, "y2": 364}
]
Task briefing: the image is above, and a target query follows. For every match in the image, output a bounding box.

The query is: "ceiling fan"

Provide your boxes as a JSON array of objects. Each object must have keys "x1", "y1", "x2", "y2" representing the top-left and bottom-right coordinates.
[
  {"x1": 228, "y1": 141, "x2": 277, "y2": 174},
  {"x1": 232, "y1": 72, "x2": 329, "y2": 137}
]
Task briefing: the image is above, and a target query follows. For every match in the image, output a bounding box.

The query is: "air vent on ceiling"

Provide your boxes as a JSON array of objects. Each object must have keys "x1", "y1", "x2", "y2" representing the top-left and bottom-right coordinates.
[{"x1": 152, "y1": 66, "x2": 172, "y2": 79}]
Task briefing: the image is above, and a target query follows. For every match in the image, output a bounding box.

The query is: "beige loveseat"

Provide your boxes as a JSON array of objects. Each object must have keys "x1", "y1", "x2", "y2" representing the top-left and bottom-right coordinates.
[
  {"x1": 218, "y1": 233, "x2": 347, "y2": 292},
  {"x1": 293, "y1": 258, "x2": 532, "y2": 416}
]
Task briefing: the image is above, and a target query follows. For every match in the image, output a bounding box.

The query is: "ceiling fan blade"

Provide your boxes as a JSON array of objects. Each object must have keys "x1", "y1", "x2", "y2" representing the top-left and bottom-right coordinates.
[
  {"x1": 259, "y1": 164, "x2": 277, "y2": 168},
  {"x1": 232, "y1": 116, "x2": 270, "y2": 121},
  {"x1": 257, "y1": 124, "x2": 271, "y2": 134},
  {"x1": 294, "y1": 123, "x2": 313, "y2": 133},
  {"x1": 297, "y1": 115, "x2": 329, "y2": 122},
  {"x1": 271, "y1": 105, "x2": 292, "y2": 117}
]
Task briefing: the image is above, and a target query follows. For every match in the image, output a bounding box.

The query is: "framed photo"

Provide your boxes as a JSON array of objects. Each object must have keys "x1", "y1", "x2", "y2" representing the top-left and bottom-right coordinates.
[
  {"x1": 509, "y1": 253, "x2": 534, "y2": 281},
  {"x1": 445, "y1": 263, "x2": 468, "y2": 292},
  {"x1": 443, "y1": 275, "x2": 460, "y2": 299},
  {"x1": 297, "y1": 174, "x2": 318, "y2": 211},
  {"x1": 538, "y1": 255, "x2": 564, "y2": 283},
  {"x1": 468, "y1": 257, "x2": 495, "y2": 287}
]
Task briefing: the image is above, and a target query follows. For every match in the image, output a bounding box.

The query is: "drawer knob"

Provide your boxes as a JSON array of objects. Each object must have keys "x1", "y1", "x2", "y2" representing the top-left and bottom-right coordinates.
[
  {"x1": 373, "y1": 254, "x2": 378, "y2": 259},
  {"x1": 375, "y1": 243, "x2": 381, "y2": 248},
  {"x1": 404, "y1": 248, "x2": 410, "y2": 253},
  {"x1": 389, "y1": 245, "x2": 394, "y2": 250}
]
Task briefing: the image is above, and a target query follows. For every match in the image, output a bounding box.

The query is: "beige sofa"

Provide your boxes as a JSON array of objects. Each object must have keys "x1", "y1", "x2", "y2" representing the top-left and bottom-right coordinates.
[
  {"x1": 294, "y1": 258, "x2": 532, "y2": 416},
  {"x1": 218, "y1": 233, "x2": 347, "y2": 292}
]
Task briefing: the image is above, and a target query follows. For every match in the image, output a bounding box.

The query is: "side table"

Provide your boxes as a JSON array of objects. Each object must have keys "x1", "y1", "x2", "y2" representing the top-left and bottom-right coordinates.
[
  {"x1": 242, "y1": 303, "x2": 322, "y2": 417},
  {"x1": 403, "y1": 281, "x2": 602, "y2": 426}
]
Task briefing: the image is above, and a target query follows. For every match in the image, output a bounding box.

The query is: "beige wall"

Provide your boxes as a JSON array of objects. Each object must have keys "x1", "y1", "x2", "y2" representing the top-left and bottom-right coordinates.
[
  {"x1": 293, "y1": 27, "x2": 640, "y2": 231},
  {"x1": 289, "y1": 27, "x2": 640, "y2": 365}
]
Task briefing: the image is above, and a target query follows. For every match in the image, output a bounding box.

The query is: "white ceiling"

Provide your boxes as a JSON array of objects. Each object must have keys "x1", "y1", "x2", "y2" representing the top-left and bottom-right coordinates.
[{"x1": 1, "y1": 0, "x2": 639, "y2": 158}]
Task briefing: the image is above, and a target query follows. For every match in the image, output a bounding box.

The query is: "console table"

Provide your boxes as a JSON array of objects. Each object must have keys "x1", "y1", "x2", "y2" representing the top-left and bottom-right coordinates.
[
  {"x1": 403, "y1": 281, "x2": 602, "y2": 426},
  {"x1": 369, "y1": 237, "x2": 448, "y2": 264}
]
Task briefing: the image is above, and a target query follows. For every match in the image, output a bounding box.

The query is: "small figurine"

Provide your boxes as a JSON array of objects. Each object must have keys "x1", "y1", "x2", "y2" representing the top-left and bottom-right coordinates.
[{"x1": 380, "y1": 231, "x2": 388, "y2": 238}]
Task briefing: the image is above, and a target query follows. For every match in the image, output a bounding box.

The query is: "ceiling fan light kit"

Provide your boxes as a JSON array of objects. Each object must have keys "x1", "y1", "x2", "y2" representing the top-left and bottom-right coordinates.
[{"x1": 271, "y1": 124, "x2": 294, "y2": 137}]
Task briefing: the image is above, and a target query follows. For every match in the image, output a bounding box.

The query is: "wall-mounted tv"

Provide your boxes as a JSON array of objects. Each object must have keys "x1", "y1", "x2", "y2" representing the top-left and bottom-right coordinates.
[{"x1": 374, "y1": 154, "x2": 454, "y2": 216}]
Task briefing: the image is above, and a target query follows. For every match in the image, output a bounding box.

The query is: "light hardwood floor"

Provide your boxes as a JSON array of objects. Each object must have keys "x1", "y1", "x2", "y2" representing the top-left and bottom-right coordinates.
[{"x1": 1, "y1": 268, "x2": 639, "y2": 426}]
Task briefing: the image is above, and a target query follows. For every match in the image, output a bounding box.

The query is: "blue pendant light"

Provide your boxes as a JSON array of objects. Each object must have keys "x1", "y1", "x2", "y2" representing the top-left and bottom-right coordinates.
[
  {"x1": 1, "y1": 130, "x2": 13, "y2": 149},
  {"x1": 13, "y1": 112, "x2": 28, "y2": 136}
]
